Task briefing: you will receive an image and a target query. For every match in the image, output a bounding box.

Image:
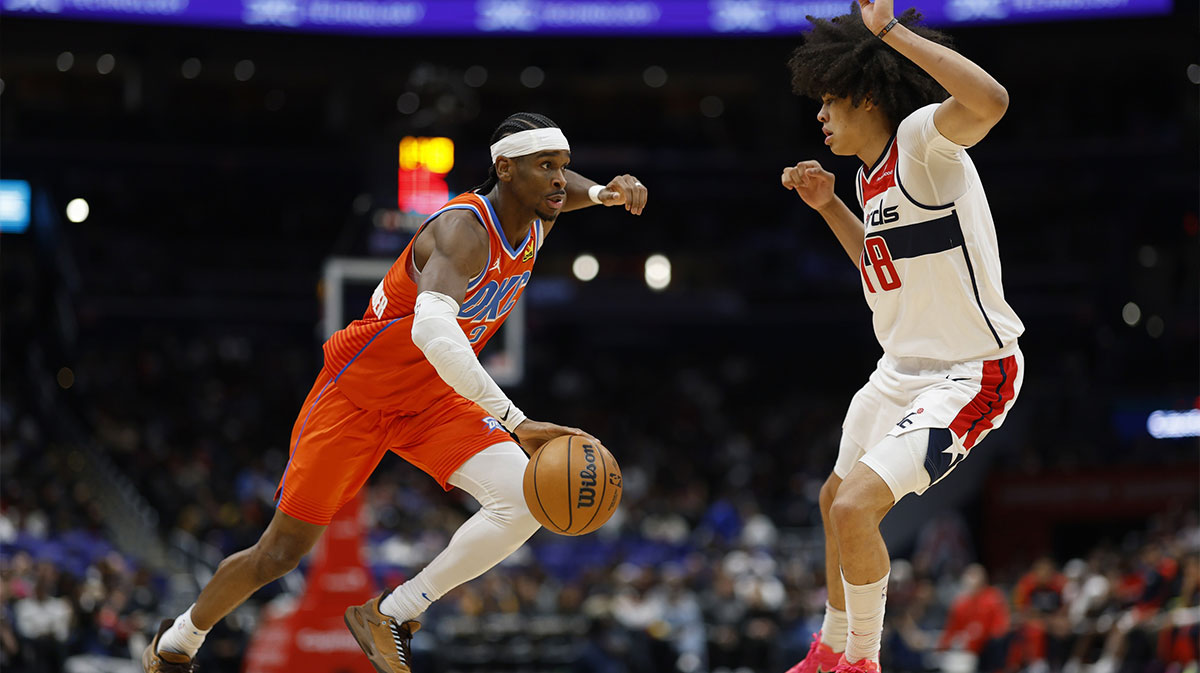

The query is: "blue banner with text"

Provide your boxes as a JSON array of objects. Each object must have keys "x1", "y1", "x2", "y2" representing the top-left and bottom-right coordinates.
[{"x1": 1, "y1": 0, "x2": 1173, "y2": 35}]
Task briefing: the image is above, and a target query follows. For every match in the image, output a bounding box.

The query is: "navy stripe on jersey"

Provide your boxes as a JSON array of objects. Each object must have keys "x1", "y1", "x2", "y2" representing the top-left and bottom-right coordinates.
[
  {"x1": 868, "y1": 212, "x2": 963, "y2": 261},
  {"x1": 963, "y1": 357, "x2": 1009, "y2": 438},
  {"x1": 865, "y1": 211, "x2": 1005, "y2": 350},
  {"x1": 864, "y1": 135, "x2": 897, "y2": 180},
  {"x1": 959, "y1": 244, "x2": 1005, "y2": 350}
]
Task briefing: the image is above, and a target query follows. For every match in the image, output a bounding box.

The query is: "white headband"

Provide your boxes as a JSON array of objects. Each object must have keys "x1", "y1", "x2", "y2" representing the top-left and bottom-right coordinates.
[{"x1": 489, "y1": 127, "x2": 570, "y2": 163}]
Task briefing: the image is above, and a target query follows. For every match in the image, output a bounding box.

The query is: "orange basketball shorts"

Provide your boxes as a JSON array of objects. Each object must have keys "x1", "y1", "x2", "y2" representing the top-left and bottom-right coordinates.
[{"x1": 273, "y1": 369, "x2": 515, "y2": 525}]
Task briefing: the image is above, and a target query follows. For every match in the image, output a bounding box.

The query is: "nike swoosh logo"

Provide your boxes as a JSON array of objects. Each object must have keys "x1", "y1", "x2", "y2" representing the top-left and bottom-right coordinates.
[
  {"x1": 500, "y1": 405, "x2": 510, "y2": 421},
  {"x1": 422, "y1": 593, "x2": 431, "y2": 602}
]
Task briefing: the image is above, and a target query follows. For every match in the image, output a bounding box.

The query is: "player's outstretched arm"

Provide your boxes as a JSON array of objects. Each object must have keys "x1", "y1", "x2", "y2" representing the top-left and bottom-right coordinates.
[
  {"x1": 562, "y1": 169, "x2": 648, "y2": 215},
  {"x1": 782, "y1": 160, "x2": 865, "y2": 264},
  {"x1": 859, "y1": 0, "x2": 1008, "y2": 146}
]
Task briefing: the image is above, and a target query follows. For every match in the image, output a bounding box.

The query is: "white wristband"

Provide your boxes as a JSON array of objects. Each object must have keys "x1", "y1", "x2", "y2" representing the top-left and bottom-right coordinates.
[{"x1": 587, "y1": 184, "x2": 605, "y2": 204}]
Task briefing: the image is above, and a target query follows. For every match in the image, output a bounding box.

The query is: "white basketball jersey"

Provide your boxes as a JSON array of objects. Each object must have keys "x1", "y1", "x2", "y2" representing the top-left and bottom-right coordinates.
[{"x1": 854, "y1": 104, "x2": 1023, "y2": 362}]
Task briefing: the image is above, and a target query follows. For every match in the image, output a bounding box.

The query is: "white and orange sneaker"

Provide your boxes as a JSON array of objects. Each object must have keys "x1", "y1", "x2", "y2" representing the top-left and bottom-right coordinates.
[
  {"x1": 785, "y1": 631, "x2": 844, "y2": 673},
  {"x1": 141, "y1": 619, "x2": 197, "y2": 673},
  {"x1": 833, "y1": 655, "x2": 882, "y2": 673},
  {"x1": 344, "y1": 593, "x2": 420, "y2": 673}
]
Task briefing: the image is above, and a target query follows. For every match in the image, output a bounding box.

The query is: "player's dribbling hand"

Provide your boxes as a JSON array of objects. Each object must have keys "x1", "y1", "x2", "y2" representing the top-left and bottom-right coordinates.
[
  {"x1": 597, "y1": 175, "x2": 648, "y2": 215},
  {"x1": 781, "y1": 160, "x2": 836, "y2": 212},
  {"x1": 513, "y1": 419, "x2": 602, "y2": 456}
]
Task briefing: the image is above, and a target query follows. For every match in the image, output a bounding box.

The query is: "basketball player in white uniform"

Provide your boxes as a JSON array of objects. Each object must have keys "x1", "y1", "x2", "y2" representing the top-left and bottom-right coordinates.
[{"x1": 780, "y1": 2, "x2": 1024, "y2": 672}]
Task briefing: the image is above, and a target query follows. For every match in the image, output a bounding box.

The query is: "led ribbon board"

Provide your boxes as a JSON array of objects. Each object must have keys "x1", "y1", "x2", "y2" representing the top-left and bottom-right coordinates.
[{"x1": 1, "y1": 0, "x2": 1174, "y2": 35}]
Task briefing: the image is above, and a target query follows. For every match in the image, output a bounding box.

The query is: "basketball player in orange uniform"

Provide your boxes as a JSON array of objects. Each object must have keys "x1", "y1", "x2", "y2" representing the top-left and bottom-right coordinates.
[{"x1": 142, "y1": 112, "x2": 648, "y2": 673}]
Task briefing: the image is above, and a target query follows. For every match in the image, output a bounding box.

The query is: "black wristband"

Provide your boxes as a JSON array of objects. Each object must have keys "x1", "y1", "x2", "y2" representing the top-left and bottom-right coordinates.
[{"x1": 877, "y1": 17, "x2": 899, "y2": 38}]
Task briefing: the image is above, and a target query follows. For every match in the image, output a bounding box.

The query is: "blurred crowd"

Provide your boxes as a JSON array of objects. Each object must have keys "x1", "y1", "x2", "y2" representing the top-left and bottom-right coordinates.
[
  {"x1": 0, "y1": 546, "x2": 165, "y2": 673},
  {"x1": 2, "y1": 328, "x2": 1197, "y2": 673}
]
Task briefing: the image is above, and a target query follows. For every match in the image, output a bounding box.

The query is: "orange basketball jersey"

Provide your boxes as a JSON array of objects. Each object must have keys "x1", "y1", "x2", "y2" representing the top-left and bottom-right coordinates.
[{"x1": 323, "y1": 191, "x2": 543, "y2": 413}]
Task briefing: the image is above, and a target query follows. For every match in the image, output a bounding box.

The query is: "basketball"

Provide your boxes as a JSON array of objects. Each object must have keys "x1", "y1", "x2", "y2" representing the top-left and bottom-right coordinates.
[{"x1": 523, "y1": 435, "x2": 622, "y2": 536}]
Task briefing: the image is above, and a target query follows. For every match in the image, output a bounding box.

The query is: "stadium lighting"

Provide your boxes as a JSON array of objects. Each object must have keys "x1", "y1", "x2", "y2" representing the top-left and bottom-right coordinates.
[
  {"x1": 643, "y1": 66, "x2": 667, "y2": 88},
  {"x1": 1121, "y1": 301, "x2": 1141, "y2": 326},
  {"x1": 1146, "y1": 315, "x2": 1164, "y2": 338},
  {"x1": 1138, "y1": 245, "x2": 1157, "y2": 268},
  {"x1": 520, "y1": 66, "x2": 544, "y2": 88},
  {"x1": 464, "y1": 65, "x2": 487, "y2": 87},
  {"x1": 234, "y1": 59, "x2": 255, "y2": 82},
  {"x1": 572, "y1": 254, "x2": 599, "y2": 282},
  {"x1": 66, "y1": 198, "x2": 89, "y2": 223},
  {"x1": 700, "y1": 95, "x2": 724, "y2": 118},
  {"x1": 645, "y1": 254, "x2": 671, "y2": 291},
  {"x1": 181, "y1": 58, "x2": 202, "y2": 79},
  {"x1": 1146, "y1": 409, "x2": 1200, "y2": 439},
  {"x1": 397, "y1": 92, "x2": 419, "y2": 114}
]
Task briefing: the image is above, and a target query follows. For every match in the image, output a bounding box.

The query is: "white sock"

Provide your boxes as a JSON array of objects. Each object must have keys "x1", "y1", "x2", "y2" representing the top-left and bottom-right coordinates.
[
  {"x1": 156, "y1": 605, "x2": 210, "y2": 658},
  {"x1": 820, "y1": 601, "x2": 848, "y2": 653},
  {"x1": 380, "y1": 574, "x2": 439, "y2": 623},
  {"x1": 381, "y1": 443, "x2": 539, "y2": 624},
  {"x1": 843, "y1": 570, "x2": 889, "y2": 664}
]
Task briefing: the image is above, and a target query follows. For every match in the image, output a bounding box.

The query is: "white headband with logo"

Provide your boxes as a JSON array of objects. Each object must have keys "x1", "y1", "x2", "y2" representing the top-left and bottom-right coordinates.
[{"x1": 489, "y1": 128, "x2": 571, "y2": 162}]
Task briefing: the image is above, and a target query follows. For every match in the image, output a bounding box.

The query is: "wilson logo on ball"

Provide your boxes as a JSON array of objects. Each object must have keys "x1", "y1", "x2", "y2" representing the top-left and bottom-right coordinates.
[
  {"x1": 523, "y1": 435, "x2": 622, "y2": 536},
  {"x1": 577, "y1": 444, "x2": 598, "y2": 508}
]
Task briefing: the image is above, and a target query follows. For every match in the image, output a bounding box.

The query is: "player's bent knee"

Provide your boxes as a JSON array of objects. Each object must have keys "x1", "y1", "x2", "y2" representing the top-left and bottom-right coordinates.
[
  {"x1": 254, "y1": 550, "x2": 300, "y2": 584},
  {"x1": 249, "y1": 538, "x2": 310, "y2": 583},
  {"x1": 492, "y1": 477, "x2": 539, "y2": 531},
  {"x1": 829, "y1": 476, "x2": 891, "y2": 531},
  {"x1": 462, "y1": 442, "x2": 536, "y2": 530},
  {"x1": 479, "y1": 478, "x2": 540, "y2": 541},
  {"x1": 828, "y1": 495, "x2": 868, "y2": 532},
  {"x1": 510, "y1": 504, "x2": 541, "y2": 536}
]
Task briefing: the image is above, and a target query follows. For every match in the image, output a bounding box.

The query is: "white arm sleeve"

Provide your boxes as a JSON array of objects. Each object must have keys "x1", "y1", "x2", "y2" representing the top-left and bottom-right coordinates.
[
  {"x1": 411, "y1": 290, "x2": 527, "y2": 432},
  {"x1": 896, "y1": 103, "x2": 970, "y2": 207}
]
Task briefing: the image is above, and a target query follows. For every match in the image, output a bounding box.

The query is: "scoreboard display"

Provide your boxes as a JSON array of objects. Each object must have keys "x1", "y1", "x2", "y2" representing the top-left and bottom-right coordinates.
[{"x1": 397, "y1": 136, "x2": 454, "y2": 216}]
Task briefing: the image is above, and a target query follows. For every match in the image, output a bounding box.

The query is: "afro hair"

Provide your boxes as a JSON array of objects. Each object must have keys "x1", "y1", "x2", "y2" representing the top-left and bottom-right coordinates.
[{"x1": 788, "y1": 5, "x2": 954, "y2": 129}]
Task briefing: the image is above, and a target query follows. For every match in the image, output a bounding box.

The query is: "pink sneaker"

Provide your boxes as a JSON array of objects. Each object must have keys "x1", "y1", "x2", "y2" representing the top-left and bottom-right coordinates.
[
  {"x1": 833, "y1": 655, "x2": 882, "y2": 673},
  {"x1": 785, "y1": 631, "x2": 843, "y2": 673}
]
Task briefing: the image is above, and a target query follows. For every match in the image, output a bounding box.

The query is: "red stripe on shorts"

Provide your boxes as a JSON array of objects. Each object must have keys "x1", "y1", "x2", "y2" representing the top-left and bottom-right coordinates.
[{"x1": 949, "y1": 355, "x2": 1017, "y2": 450}]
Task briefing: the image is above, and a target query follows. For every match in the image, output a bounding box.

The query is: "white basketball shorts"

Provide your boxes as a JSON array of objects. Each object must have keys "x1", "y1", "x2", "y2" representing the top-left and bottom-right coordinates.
[{"x1": 834, "y1": 348, "x2": 1024, "y2": 501}]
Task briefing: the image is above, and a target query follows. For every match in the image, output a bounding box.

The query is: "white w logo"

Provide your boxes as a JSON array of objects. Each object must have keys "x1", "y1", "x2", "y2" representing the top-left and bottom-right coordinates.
[
  {"x1": 4, "y1": 0, "x2": 63, "y2": 13},
  {"x1": 710, "y1": 0, "x2": 774, "y2": 32},
  {"x1": 243, "y1": 0, "x2": 303, "y2": 26},
  {"x1": 476, "y1": 0, "x2": 539, "y2": 31}
]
